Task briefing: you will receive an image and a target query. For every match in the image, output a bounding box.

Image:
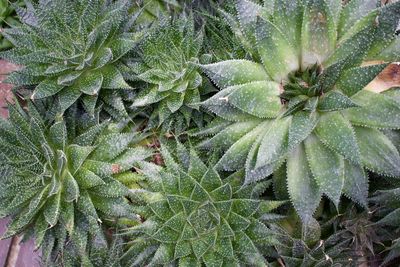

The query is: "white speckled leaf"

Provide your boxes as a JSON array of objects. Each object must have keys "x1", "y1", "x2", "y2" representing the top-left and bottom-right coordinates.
[
  {"x1": 288, "y1": 111, "x2": 319, "y2": 151},
  {"x1": 228, "y1": 81, "x2": 282, "y2": 118},
  {"x1": 255, "y1": 117, "x2": 290, "y2": 169},
  {"x1": 342, "y1": 161, "x2": 368, "y2": 208},
  {"x1": 287, "y1": 144, "x2": 321, "y2": 223},
  {"x1": 354, "y1": 126, "x2": 400, "y2": 178},
  {"x1": 236, "y1": 0, "x2": 268, "y2": 45},
  {"x1": 255, "y1": 17, "x2": 299, "y2": 81},
  {"x1": 101, "y1": 65, "x2": 131, "y2": 89},
  {"x1": 314, "y1": 111, "x2": 361, "y2": 164},
  {"x1": 217, "y1": 122, "x2": 267, "y2": 171},
  {"x1": 43, "y1": 192, "x2": 61, "y2": 226},
  {"x1": 324, "y1": 26, "x2": 375, "y2": 67},
  {"x1": 166, "y1": 92, "x2": 185, "y2": 113},
  {"x1": 63, "y1": 172, "x2": 80, "y2": 202},
  {"x1": 32, "y1": 78, "x2": 64, "y2": 99},
  {"x1": 77, "y1": 71, "x2": 104, "y2": 95},
  {"x1": 245, "y1": 133, "x2": 280, "y2": 184},
  {"x1": 346, "y1": 90, "x2": 400, "y2": 129},
  {"x1": 337, "y1": 0, "x2": 377, "y2": 38},
  {"x1": 201, "y1": 86, "x2": 257, "y2": 122},
  {"x1": 201, "y1": 60, "x2": 269, "y2": 89},
  {"x1": 304, "y1": 134, "x2": 344, "y2": 207},
  {"x1": 198, "y1": 120, "x2": 262, "y2": 150},
  {"x1": 91, "y1": 132, "x2": 135, "y2": 162},
  {"x1": 301, "y1": 0, "x2": 337, "y2": 68},
  {"x1": 336, "y1": 64, "x2": 388, "y2": 96},
  {"x1": 273, "y1": 0, "x2": 303, "y2": 52},
  {"x1": 67, "y1": 144, "x2": 94, "y2": 174},
  {"x1": 318, "y1": 91, "x2": 359, "y2": 111},
  {"x1": 131, "y1": 86, "x2": 168, "y2": 107}
]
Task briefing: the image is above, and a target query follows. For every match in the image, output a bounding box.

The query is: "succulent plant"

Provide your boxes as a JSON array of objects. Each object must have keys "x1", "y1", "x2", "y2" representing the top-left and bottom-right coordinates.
[
  {"x1": 0, "y1": 0, "x2": 141, "y2": 117},
  {"x1": 120, "y1": 143, "x2": 282, "y2": 266},
  {"x1": 195, "y1": 0, "x2": 400, "y2": 223},
  {"x1": 0, "y1": 99, "x2": 152, "y2": 263},
  {"x1": 124, "y1": 16, "x2": 210, "y2": 132}
]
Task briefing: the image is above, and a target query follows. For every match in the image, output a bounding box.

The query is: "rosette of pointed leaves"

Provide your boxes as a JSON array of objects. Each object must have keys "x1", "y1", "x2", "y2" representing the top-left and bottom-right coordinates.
[
  {"x1": 0, "y1": 0, "x2": 140, "y2": 117},
  {"x1": 126, "y1": 16, "x2": 206, "y2": 132},
  {"x1": 121, "y1": 144, "x2": 282, "y2": 266},
  {"x1": 196, "y1": 0, "x2": 400, "y2": 223},
  {"x1": 0, "y1": 100, "x2": 152, "y2": 262}
]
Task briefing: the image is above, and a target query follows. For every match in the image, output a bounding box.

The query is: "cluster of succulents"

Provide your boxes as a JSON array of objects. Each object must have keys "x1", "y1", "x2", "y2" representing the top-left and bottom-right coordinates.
[{"x1": 0, "y1": 0, "x2": 400, "y2": 266}]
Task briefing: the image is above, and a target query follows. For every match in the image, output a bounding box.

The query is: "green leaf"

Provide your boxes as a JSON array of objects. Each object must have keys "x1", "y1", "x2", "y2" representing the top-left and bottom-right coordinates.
[
  {"x1": 191, "y1": 234, "x2": 214, "y2": 259},
  {"x1": 201, "y1": 87, "x2": 256, "y2": 122},
  {"x1": 43, "y1": 192, "x2": 61, "y2": 227},
  {"x1": 31, "y1": 78, "x2": 64, "y2": 99},
  {"x1": 175, "y1": 240, "x2": 192, "y2": 259},
  {"x1": 75, "y1": 168, "x2": 105, "y2": 189},
  {"x1": 314, "y1": 111, "x2": 361, "y2": 164},
  {"x1": 367, "y1": 2, "x2": 400, "y2": 57},
  {"x1": 200, "y1": 167, "x2": 222, "y2": 192},
  {"x1": 255, "y1": 17, "x2": 299, "y2": 81},
  {"x1": 288, "y1": 111, "x2": 318, "y2": 151},
  {"x1": 63, "y1": 172, "x2": 80, "y2": 202},
  {"x1": 245, "y1": 134, "x2": 278, "y2": 184},
  {"x1": 201, "y1": 60, "x2": 269, "y2": 89},
  {"x1": 217, "y1": 122, "x2": 266, "y2": 171},
  {"x1": 67, "y1": 144, "x2": 94, "y2": 174},
  {"x1": 377, "y1": 208, "x2": 400, "y2": 226},
  {"x1": 318, "y1": 91, "x2": 359, "y2": 111},
  {"x1": 74, "y1": 121, "x2": 108, "y2": 146},
  {"x1": 49, "y1": 120, "x2": 67, "y2": 150},
  {"x1": 342, "y1": 161, "x2": 368, "y2": 208},
  {"x1": 151, "y1": 244, "x2": 174, "y2": 265},
  {"x1": 130, "y1": 86, "x2": 167, "y2": 107},
  {"x1": 91, "y1": 132, "x2": 135, "y2": 162},
  {"x1": 188, "y1": 149, "x2": 208, "y2": 181},
  {"x1": 110, "y1": 38, "x2": 135, "y2": 61},
  {"x1": 227, "y1": 81, "x2": 281, "y2": 118},
  {"x1": 115, "y1": 147, "x2": 153, "y2": 171},
  {"x1": 94, "y1": 47, "x2": 113, "y2": 69},
  {"x1": 166, "y1": 92, "x2": 184, "y2": 113},
  {"x1": 57, "y1": 71, "x2": 82, "y2": 86},
  {"x1": 82, "y1": 94, "x2": 98, "y2": 116},
  {"x1": 77, "y1": 71, "x2": 104, "y2": 95},
  {"x1": 324, "y1": 26, "x2": 375, "y2": 67},
  {"x1": 287, "y1": 144, "x2": 321, "y2": 223},
  {"x1": 198, "y1": 120, "x2": 261, "y2": 151},
  {"x1": 101, "y1": 65, "x2": 131, "y2": 89},
  {"x1": 273, "y1": 0, "x2": 303, "y2": 53},
  {"x1": 354, "y1": 126, "x2": 400, "y2": 177},
  {"x1": 304, "y1": 134, "x2": 344, "y2": 206},
  {"x1": 338, "y1": 0, "x2": 377, "y2": 38},
  {"x1": 301, "y1": 0, "x2": 337, "y2": 68},
  {"x1": 336, "y1": 64, "x2": 388, "y2": 96},
  {"x1": 255, "y1": 118, "x2": 290, "y2": 169},
  {"x1": 345, "y1": 91, "x2": 400, "y2": 129},
  {"x1": 57, "y1": 86, "x2": 82, "y2": 113},
  {"x1": 236, "y1": 0, "x2": 268, "y2": 53}
]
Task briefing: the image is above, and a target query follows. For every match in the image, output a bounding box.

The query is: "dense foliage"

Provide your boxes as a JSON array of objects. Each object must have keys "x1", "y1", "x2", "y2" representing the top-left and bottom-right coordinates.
[{"x1": 0, "y1": 0, "x2": 400, "y2": 266}]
